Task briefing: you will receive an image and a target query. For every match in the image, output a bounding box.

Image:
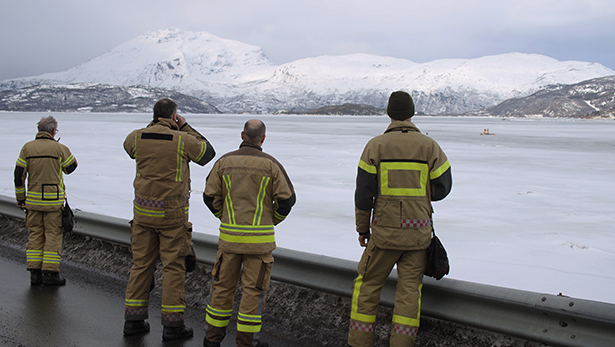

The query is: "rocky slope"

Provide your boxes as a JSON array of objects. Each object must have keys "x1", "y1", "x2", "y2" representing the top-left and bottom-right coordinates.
[
  {"x1": 472, "y1": 76, "x2": 615, "y2": 119},
  {"x1": 0, "y1": 83, "x2": 220, "y2": 114}
]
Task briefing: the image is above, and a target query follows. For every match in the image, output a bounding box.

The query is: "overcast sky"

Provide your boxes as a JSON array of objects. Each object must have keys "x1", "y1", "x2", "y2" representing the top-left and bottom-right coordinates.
[{"x1": 1, "y1": 0, "x2": 614, "y2": 81}]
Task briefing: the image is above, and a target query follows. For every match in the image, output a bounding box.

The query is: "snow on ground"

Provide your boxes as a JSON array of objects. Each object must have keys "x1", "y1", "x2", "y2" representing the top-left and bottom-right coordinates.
[{"x1": 2, "y1": 112, "x2": 614, "y2": 304}]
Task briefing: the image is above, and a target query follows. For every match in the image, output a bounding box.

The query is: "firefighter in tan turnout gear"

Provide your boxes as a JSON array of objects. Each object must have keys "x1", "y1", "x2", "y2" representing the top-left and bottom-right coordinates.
[
  {"x1": 203, "y1": 119, "x2": 296, "y2": 347},
  {"x1": 122, "y1": 98, "x2": 216, "y2": 341},
  {"x1": 14, "y1": 116, "x2": 77, "y2": 286},
  {"x1": 348, "y1": 91, "x2": 452, "y2": 347}
]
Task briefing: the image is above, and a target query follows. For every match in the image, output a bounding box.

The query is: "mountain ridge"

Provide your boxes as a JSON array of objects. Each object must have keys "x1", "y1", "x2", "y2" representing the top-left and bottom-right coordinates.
[
  {"x1": 1, "y1": 28, "x2": 614, "y2": 115},
  {"x1": 470, "y1": 75, "x2": 615, "y2": 119}
]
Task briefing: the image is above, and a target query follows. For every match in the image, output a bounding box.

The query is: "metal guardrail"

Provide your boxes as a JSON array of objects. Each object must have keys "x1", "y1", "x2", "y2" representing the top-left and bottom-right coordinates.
[{"x1": 1, "y1": 194, "x2": 614, "y2": 346}]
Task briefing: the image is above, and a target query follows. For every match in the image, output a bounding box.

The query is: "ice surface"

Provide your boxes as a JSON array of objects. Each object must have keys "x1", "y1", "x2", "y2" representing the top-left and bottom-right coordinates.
[{"x1": 2, "y1": 112, "x2": 614, "y2": 304}]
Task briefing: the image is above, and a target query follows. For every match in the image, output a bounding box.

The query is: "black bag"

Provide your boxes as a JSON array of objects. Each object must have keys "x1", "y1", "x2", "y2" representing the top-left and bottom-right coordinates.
[
  {"x1": 62, "y1": 199, "x2": 74, "y2": 233},
  {"x1": 424, "y1": 229, "x2": 449, "y2": 280},
  {"x1": 185, "y1": 242, "x2": 197, "y2": 273}
]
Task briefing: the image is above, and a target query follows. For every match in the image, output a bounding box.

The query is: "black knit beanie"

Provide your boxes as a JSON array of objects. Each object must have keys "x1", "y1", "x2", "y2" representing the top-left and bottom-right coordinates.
[{"x1": 387, "y1": 91, "x2": 414, "y2": 120}]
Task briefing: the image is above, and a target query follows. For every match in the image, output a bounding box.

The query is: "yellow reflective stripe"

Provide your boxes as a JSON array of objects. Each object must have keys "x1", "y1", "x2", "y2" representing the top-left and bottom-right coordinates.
[
  {"x1": 162, "y1": 304, "x2": 186, "y2": 313},
  {"x1": 220, "y1": 223, "x2": 274, "y2": 233},
  {"x1": 125, "y1": 299, "x2": 148, "y2": 307},
  {"x1": 133, "y1": 204, "x2": 165, "y2": 217},
  {"x1": 206, "y1": 314, "x2": 230, "y2": 327},
  {"x1": 392, "y1": 284, "x2": 422, "y2": 327},
  {"x1": 238, "y1": 312, "x2": 262, "y2": 323},
  {"x1": 206, "y1": 305, "x2": 232, "y2": 317},
  {"x1": 219, "y1": 233, "x2": 275, "y2": 244},
  {"x1": 15, "y1": 187, "x2": 26, "y2": 194},
  {"x1": 273, "y1": 210, "x2": 286, "y2": 221},
  {"x1": 214, "y1": 210, "x2": 222, "y2": 218},
  {"x1": 16, "y1": 158, "x2": 27, "y2": 167},
  {"x1": 62, "y1": 154, "x2": 76, "y2": 167},
  {"x1": 223, "y1": 175, "x2": 235, "y2": 224},
  {"x1": 253, "y1": 176, "x2": 270, "y2": 226},
  {"x1": 133, "y1": 134, "x2": 140, "y2": 176},
  {"x1": 358, "y1": 159, "x2": 377, "y2": 174},
  {"x1": 175, "y1": 136, "x2": 184, "y2": 182},
  {"x1": 195, "y1": 141, "x2": 207, "y2": 162},
  {"x1": 26, "y1": 250, "x2": 43, "y2": 261},
  {"x1": 25, "y1": 198, "x2": 64, "y2": 206},
  {"x1": 380, "y1": 161, "x2": 428, "y2": 197},
  {"x1": 430, "y1": 160, "x2": 450, "y2": 180},
  {"x1": 28, "y1": 191, "x2": 65, "y2": 201},
  {"x1": 237, "y1": 323, "x2": 262, "y2": 333},
  {"x1": 350, "y1": 275, "x2": 377, "y2": 323},
  {"x1": 43, "y1": 252, "x2": 61, "y2": 264}
]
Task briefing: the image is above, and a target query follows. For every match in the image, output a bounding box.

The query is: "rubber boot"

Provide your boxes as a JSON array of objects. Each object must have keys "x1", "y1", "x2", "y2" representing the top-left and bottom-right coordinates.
[
  {"x1": 28, "y1": 268, "x2": 42, "y2": 286},
  {"x1": 42, "y1": 271, "x2": 66, "y2": 286},
  {"x1": 123, "y1": 320, "x2": 150, "y2": 336},
  {"x1": 162, "y1": 325, "x2": 193, "y2": 341}
]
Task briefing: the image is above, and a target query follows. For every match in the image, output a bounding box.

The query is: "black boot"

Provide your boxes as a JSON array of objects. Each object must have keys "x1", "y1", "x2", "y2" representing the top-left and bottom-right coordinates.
[
  {"x1": 255, "y1": 342, "x2": 269, "y2": 347},
  {"x1": 162, "y1": 325, "x2": 193, "y2": 341},
  {"x1": 203, "y1": 337, "x2": 221, "y2": 347},
  {"x1": 28, "y1": 269, "x2": 42, "y2": 286},
  {"x1": 42, "y1": 271, "x2": 66, "y2": 286},
  {"x1": 123, "y1": 320, "x2": 150, "y2": 336}
]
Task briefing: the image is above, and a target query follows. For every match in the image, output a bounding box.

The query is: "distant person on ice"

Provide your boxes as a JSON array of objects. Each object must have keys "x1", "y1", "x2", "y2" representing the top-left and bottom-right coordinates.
[
  {"x1": 14, "y1": 115, "x2": 78, "y2": 286},
  {"x1": 122, "y1": 98, "x2": 215, "y2": 341},
  {"x1": 202, "y1": 119, "x2": 296, "y2": 347},
  {"x1": 348, "y1": 91, "x2": 452, "y2": 347}
]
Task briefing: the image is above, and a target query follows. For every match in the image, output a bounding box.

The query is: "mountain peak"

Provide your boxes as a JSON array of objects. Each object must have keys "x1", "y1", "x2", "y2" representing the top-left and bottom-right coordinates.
[{"x1": 1, "y1": 28, "x2": 613, "y2": 114}]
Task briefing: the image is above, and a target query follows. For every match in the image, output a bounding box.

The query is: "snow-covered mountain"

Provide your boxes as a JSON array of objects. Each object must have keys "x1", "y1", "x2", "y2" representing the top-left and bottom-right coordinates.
[{"x1": 2, "y1": 27, "x2": 614, "y2": 114}]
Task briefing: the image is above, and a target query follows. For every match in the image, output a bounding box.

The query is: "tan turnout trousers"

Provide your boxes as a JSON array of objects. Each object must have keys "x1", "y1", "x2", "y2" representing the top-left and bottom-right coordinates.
[
  {"x1": 124, "y1": 221, "x2": 192, "y2": 326},
  {"x1": 349, "y1": 242, "x2": 427, "y2": 347},
  {"x1": 204, "y1": 251, "x2": 274, "y2": 347},
  {"x1": 25, "y1": 209, "x2": 63, "y2": 273}
]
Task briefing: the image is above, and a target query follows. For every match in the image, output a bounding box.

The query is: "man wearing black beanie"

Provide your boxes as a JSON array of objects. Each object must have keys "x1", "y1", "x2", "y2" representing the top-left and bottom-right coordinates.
[{"x1": 348, "y1": 91, "x2": 452, "y2": 347}]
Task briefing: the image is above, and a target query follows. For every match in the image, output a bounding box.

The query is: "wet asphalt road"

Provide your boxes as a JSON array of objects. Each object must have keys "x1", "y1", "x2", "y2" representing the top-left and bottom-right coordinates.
[{"x1": 0, "y1": 243, "x2": 297, "y2": 347}]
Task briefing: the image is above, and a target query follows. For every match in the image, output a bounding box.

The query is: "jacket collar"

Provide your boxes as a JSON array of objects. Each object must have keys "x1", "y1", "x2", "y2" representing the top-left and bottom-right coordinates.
[
  {"x1": 35, "y1": 131, "x2": 55, "y2": 140},
  {"x1": 239, "y1": 140, "x2": 262, "y2": 151},
  {"x1": 149, "y1": 117, "x2": 179, "y2": 130},
  {"x1": 384, "y1": 120, "x2": 420, "y2": 134}
]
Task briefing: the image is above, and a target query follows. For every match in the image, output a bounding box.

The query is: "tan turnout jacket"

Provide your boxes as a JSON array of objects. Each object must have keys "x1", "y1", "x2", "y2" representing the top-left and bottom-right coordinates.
[
  {"x1": 204, "y1": 141, "x2": 296, "y2": 254},
  {"x1": 355, "y1": 120, "x2": 452, "y2": 250},
  {"x1": 14, "y1": 131, "x2": 77, "y2": 211},
  {"x1": 124, "y1": 118, "x2": 215, "y2": 228}
]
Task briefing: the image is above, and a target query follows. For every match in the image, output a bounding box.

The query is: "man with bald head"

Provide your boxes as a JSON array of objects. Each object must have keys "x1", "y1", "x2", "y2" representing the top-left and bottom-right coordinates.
[{"x1": 203, "y1": 119, "x2": 296, "y2": 347}]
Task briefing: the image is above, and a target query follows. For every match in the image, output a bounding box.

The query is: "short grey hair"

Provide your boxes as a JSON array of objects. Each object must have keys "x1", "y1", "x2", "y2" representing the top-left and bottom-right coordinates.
[{"x1": 37, "y1": 116, "x2": 58, "y2": 133}]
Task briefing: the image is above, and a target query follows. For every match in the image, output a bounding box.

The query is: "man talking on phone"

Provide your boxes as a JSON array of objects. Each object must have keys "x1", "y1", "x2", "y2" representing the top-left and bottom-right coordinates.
[{"x1": 122, "y1": 98, "x2": 216, "y2": 341}]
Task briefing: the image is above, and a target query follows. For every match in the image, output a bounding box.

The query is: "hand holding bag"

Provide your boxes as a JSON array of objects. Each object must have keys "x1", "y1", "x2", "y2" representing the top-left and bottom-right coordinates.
[{"x1": 424, "y1": 228, "x2": 449, "y2": 280}]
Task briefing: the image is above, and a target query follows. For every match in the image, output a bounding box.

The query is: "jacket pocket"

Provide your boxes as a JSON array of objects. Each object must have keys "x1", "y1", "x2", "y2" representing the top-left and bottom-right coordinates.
[
  {"x1": 357, "y1": 241, "x2": 376, "y2": 276},
  {"x1": 373, "y1": 198, "x2": 400, "y2": 228}
]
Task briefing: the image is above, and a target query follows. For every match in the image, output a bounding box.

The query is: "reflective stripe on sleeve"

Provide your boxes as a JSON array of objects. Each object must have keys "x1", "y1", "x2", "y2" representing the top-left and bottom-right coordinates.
[
  {"x1": 358, "y1": 159, "x2": 377, "y2": 174},
  {"x1": 430, "y1": 160, "x2": 450, "y2": 180}
]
